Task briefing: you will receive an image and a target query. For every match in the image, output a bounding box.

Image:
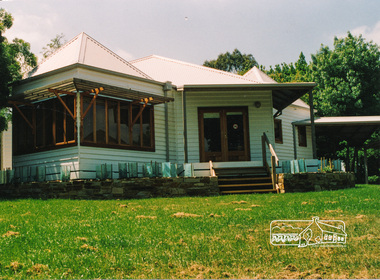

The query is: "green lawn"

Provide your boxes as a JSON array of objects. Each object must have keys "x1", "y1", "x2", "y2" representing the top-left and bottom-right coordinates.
[{"x1": 0, "y1": 184, "x2": 379, "y2": 279}]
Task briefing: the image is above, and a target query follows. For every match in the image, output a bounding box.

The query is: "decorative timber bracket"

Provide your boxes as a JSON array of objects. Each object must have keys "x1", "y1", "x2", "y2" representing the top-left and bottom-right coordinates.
[
  {"x1": 130, "y1": 97, "x2": 154, "y2": 131},
  {"x1": 48, "y1": 89, "x2": 76, "y2": 120},
  {"x1": 80, "y1": 87, "x2": 104, "y2": 120}
]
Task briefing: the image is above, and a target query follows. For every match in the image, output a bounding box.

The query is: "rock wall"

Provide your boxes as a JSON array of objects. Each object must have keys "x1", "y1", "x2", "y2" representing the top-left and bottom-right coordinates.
[
  {"x1": 277, "y1": 172, "x2": 355, "y2": 193},
  {"x1": 0, "y1": 172, "x2": 356, "y2": 199},
  {"x1": 0, "y1": 177, "x2": 219, "y2": 199}
]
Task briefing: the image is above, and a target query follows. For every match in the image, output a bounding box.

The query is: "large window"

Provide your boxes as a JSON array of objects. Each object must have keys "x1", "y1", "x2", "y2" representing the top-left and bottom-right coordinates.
[
  {"x1": 13, "y1": 95, "x2": 155, "y2": 155},
  {"x1": 13, "y1": 96, "x2": 76, "y2": 155},
  {"x1": 81, "y1": 96, "x2": 154, "y2": 151}
]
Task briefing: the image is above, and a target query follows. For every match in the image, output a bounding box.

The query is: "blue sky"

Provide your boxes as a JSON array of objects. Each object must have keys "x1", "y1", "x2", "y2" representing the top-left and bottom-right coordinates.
[{"x1": 1, "y1": 0, "x2": 380, "y2": 68}]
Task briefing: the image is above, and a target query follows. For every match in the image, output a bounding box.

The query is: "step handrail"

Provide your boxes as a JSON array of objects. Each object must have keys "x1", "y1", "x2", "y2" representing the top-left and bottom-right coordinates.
[
  {"x1": 262, "y1": 132, "x2": 279, "y2": 166},
  {"x1": 209, "y1": 160, "x2": 216, "y2": 177},
  {"x1": 261, "y1": 132, "x2": 280, "y2": 193}
]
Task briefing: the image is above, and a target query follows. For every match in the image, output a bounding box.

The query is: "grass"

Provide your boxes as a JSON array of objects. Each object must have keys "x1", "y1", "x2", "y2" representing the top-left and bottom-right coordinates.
[{"x1": 0, "y1": 184, "x2": 379, "y2": 279}]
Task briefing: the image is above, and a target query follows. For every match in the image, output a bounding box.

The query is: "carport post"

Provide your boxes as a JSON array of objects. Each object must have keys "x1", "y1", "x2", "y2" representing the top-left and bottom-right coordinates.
[
  {"x1": 363, "y1": 147, "x2": 368, "y2": 184},
  {"x1": 308, "y1": 90, "x2": 317, "y2": 159},
  {"x1": 183, "y1": 90, "x2": 188, "y2": 163},
  {"x1": 292, "y1": 123, "x2": 297, "y2": 159}
]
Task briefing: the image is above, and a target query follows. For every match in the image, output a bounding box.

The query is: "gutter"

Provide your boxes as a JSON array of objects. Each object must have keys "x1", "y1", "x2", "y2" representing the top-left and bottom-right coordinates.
[{"x1": 178, "y1": 82, "x2": 316, "y2": 92}]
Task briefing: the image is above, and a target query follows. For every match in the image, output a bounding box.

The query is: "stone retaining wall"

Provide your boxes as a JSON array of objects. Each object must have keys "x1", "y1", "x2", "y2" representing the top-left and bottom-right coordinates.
[
  {"x1": 0, "y1": 177, "x2": 219, "y2": 199},
  {"x1": 0, "y1": 172, "x2": 356, "y2": 199},
  {"x1": 277, "y1": 172, "x2": 355, "y2": 193}
]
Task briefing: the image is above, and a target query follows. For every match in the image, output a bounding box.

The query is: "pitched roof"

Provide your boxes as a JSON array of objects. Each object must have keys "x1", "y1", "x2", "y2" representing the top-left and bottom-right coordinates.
[
  {"x1": 243, "y1": 66, "x2": 277, "y2": 83},
  {"x1": 130, "y1": 55, "x2": 259, "y2": 87},
  {"x1": 27, "y1": 32, "x2": 151, "y2": 80},
  {"x1": 243, "y1": 67, "x2": 310, "y2": 109},
  {"x1": 292, "y1": 99, "x2": 309, "y2": 109}
]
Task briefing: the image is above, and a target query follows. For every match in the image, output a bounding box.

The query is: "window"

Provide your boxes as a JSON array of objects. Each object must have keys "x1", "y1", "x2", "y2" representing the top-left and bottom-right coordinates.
[
  {"x1": 274, "y1": 119, "x2": 283, "y2": 144},
  {"x1": 13, "y1": 96, "x2": 76, "y2": 155},
  {"x1": 13, "y1": 106, "x2": 33, "y2": 155},
  {"x1": 13, "y1": 95, "x2": 155, "y2": 155},
  {"x1": 298, "y1": 126, "x2": 307, "y2": 147},
  {"x1": 81, "y1": 96, "x2": 154, "y2": 151}
]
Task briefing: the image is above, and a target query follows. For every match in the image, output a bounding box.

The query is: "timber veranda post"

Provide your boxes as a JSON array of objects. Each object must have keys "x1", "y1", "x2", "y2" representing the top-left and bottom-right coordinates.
[{"x1": 261, "y1": 134, "x2": 267, "y2": 167}]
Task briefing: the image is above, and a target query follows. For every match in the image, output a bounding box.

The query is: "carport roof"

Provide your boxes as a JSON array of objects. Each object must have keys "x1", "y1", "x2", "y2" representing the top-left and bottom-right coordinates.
[{"x1": 293, "y1": 116, "x2": 380, "y2": 146}]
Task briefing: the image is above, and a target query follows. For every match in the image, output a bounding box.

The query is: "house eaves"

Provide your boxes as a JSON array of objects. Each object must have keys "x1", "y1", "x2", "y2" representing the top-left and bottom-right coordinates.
[
  {"x1": 12, "y1": 63, "x2": 165, "y2": 94},
  {"x1": 180, "y1": 83, "x2": 316, "y2": 112}
]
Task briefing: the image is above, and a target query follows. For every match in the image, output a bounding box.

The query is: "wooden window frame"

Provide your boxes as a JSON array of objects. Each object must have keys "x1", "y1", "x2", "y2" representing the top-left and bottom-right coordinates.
[
  {"x1": 274, "y1": 118, "x2": 283, "y2": 144},
  {"x1": 54, "y1": 96, "x2": 76, "y2": 146},
  {"x1": 298, "y1": 125, "x2": 307, "y2": 147},
  {"x1": 81, "y1": 96, "x2": 155, "y2": 152},
  {"x1": 13, "y1": 96, "x2": 77, "y2": 155}
]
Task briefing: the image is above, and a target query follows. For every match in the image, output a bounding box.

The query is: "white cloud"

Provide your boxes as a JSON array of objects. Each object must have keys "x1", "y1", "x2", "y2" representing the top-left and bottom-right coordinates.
[
  {"x1": 3, "y1": 12, "x2": 60, "y2": 56},
  {"x1": 115, "y1": 48, "x2": 135, "y2": 61},
  {"x1": 350, "y1": 21, "x2": 380, "y2": 45}
]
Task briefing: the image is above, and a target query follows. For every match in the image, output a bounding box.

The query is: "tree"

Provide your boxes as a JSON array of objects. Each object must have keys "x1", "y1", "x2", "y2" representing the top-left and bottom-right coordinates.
[
  {"x1": 266, "y1": 52, "x2": 312, "y2": 83},
  {"x1": 203, "y1": 49, "x2": 258, "y2": 75},
  {"x1": 311, "y1": 32, "x2": 380, "y2": 117},
  {"x1": 41, "y1": 33, "x2": 66, "y2": 58},
  {"x1": 0, "y1": 8, "x2": 37, "y2": 132}
]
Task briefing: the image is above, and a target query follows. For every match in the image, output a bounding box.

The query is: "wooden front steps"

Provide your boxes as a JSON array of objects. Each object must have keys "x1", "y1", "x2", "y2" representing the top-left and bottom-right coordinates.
[{"x1": 214, "y1": 166, "x2": 276, "y2": 194}]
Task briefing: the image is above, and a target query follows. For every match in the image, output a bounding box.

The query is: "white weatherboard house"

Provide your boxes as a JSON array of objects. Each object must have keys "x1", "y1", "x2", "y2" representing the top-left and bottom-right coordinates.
[{"x1": 9, "y1": 33, "x2": 316, "y2": 190}]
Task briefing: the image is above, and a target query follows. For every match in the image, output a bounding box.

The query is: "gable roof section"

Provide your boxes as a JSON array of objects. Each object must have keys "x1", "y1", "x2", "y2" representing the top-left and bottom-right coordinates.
[
  {"x1": 243, "y1": 66, "x2": 277, "y2": 83},
  {"x1": 27, "y1": 32, "x2": 151, "y2": 80},
  {"x1": 292, "y1": 99, "x2": 309, "y2": 109},
  {"x1": 130, "y1": 55, "x2": 259, "y2": 87},
  {"x1": 244, "y1": 67, "x2": 310, "y2": 109}
]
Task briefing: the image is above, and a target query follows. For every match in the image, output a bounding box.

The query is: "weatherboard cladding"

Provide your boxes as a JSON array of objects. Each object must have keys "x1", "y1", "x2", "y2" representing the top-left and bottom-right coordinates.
[
  {"x1": 13, "y1": 147, "x2": 80, "y2": 181},
  {"x1": 184, "y1": 90, "x2": 274, "y2": 163},
  {"x1": 274, "y1": 105, "x2": 313, "y2": 160}
]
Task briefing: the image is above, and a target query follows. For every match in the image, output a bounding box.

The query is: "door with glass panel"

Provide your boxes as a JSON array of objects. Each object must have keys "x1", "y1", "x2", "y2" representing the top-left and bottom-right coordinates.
[{"x1": 198, "y1": 107, "x2": 250, "y2": 162}]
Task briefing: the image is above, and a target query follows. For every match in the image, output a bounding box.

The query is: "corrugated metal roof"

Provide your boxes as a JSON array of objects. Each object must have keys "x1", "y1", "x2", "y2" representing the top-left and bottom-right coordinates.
[
  {"x1": 27, "y1": 32, "x2": 151, "y2": 80},
  {"x1": 294, "y1": 116, "x2": 380, "y2": 125},
  {"x1": 130, "y1": 55, "x2": 259, "y2": 87},
  {"x1": 243, "y1": 66, "x2": 277, "y2": 83}
]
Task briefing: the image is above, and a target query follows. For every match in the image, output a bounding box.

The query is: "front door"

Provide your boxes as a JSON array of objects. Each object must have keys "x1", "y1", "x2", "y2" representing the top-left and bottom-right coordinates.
[{"x1": 198, "y1": 107, "x2": 250, "y2": 162}]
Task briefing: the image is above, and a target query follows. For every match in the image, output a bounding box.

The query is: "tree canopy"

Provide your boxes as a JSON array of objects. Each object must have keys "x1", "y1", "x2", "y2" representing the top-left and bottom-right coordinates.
[
  {"x1": 266, "y1": 52, "x2": 312, "y2": 83},
  {"x1": 311, "y1": 32, "x2": 380, "y2": 117},
  {"x1": 0, "y1": 8, "x2": 37, "y2": 132},
  {"x1": 41, "y1": 33, "x2": 66, "y2": 58},
  {"x1": 203, "y1": 49, "x2": 258, "y2": 75}
]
